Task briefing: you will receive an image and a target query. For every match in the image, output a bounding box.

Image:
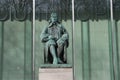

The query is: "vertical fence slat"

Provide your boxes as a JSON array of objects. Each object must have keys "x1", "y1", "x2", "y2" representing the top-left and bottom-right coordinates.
[
  {"x1": 24, "y1": 20, "x2": 32, "y2": 80},
  {"x1": 0, "y1": 22, "x2": 4, "y2": 80},
  {"x1": 108, "y1": 20, "x2": 119, "y2": 80},
  {"x1": 81, "y1": 21, "x2": 91, "y2": 80}
]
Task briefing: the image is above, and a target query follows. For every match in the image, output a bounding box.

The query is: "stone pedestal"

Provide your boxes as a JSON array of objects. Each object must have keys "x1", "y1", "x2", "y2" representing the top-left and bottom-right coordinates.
[{"x1": 39, "y1": 65, "x2": 73, "y2": 80}]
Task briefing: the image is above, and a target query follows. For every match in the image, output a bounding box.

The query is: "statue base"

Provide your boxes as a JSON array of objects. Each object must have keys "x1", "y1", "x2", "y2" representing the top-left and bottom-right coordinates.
[
  {"x1": 40, "y1": 64, "x2": 72, "y2": 68},
  {"x1": 39, "y1": 64, "x2": 73, "y2": 80}
]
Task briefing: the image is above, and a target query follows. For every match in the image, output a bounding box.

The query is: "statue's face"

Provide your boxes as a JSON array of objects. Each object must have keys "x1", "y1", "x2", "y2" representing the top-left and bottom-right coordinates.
[{"x1": 51, "y1": 15, "x2": 58, "y2": 23}]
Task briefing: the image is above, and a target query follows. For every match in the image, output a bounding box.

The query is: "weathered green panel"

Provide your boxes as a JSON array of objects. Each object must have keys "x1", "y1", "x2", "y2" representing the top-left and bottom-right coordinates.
[
  {"x1": 2, "y1": 21, "x2": 24, "y2": 80},
  {"x1": 108, "y1": 20, "x2": 119, "y2": 80},
  {"x1": 24, "y1": 20, "x2": 32, "y2": 80},
  {"x1": 73, "y1": 20, "x2": 111, "y2": 80},
  {"x1": 89, "y1": 20, "x2": 110, "y2": 80},
  {"x1": 0, "y1": 22, "x2": 1, "y2": 79},
  {"x1": 35, "y1": 20, "x2": 47, "y2": 80},
  {"x1": 0, "y1": 20, "x2": 33, "y2": 80},
  {"x1": 108, "y1": 20, "x2": 114, "y2": 80},
  {"x1": 81, "y1": 21, "x2": 90, "y2": 80},
  {"x1": 117, "y1": 21, "x2": 120, "y2": 78},
  {"x1": 74, "y1": 21, "x2": 82, "y2": 80},
  {"x1": 0, "y1": 22, "x2": 3, "y2": 80}
]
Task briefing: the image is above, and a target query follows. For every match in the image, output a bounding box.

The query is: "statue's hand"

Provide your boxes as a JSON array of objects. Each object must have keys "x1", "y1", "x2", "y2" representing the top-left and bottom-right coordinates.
[
  {"x1": 48, "y1": 22, "x2": 53, "y2": 27},
  {"x1": 47, "y1": 39, "x2": 56, "y2": 45},
  {"x1": 48, "y1": 35, "x2": 55, "y2": 40},
  {"x1": 48, "y1": 22, "x2": 57, "y2": 27},
  {"x1": 62, "y1": 34, "x2": 68, "y2": 40},
  {"x1": 57, "y1": 39, "x2": 64, "y2": 46}
]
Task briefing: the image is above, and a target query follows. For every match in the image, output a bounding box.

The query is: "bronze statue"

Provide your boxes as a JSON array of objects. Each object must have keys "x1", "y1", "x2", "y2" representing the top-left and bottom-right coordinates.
[{"x1": 40, "y1": 13, "x2": 69, "y2": 64}]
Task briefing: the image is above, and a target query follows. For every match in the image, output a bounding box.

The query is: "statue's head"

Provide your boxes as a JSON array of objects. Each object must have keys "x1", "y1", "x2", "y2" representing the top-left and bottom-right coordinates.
[{"x1": 50, "y1": 13, "x2": 58, "y2": 23}]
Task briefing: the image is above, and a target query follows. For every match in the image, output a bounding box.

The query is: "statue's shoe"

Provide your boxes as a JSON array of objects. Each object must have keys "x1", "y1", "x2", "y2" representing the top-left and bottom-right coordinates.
[
  {"x1": 58, "y1": 58, "x2": 64, "y2": 64},
  {"x1": 53, "y1": 58, "x2": 58, "y2": 64}
]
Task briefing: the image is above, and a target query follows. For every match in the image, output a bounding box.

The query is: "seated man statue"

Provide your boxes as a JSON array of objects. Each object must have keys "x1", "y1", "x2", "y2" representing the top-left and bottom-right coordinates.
[{"x1": 40, "y1": 13, "x2": 69, "y2": 64}]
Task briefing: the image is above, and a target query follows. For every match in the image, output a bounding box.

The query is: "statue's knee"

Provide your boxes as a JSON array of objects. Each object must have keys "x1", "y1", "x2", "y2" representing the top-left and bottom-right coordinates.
[{"x1": 57, "y1": 43, "x2": 64, "y2": 48}]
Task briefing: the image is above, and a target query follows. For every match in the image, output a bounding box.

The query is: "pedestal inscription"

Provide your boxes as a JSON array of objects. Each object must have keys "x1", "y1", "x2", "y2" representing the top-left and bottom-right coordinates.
[{"x1": 39, "y1": 68, "x2": 73, "y2": 80}]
